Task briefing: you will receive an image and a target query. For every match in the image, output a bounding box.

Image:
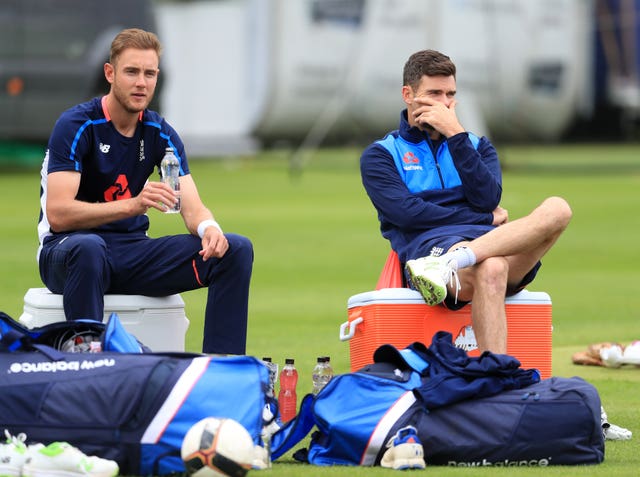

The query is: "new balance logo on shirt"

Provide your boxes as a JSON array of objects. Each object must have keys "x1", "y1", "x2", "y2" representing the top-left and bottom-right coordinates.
[{"x1": 139, "y1": 139, "x2": 145, "y2": 162}]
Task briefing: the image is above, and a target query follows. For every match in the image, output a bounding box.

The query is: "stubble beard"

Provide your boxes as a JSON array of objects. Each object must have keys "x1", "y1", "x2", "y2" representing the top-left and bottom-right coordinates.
[{"x1": 113, "y1": 85, "x2": 153, "y2": 115}]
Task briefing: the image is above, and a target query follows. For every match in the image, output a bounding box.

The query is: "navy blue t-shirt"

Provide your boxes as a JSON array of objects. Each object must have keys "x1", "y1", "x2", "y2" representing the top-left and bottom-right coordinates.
[{"x1": 38, "y1": 96, "x2": 189, "y2": 246}]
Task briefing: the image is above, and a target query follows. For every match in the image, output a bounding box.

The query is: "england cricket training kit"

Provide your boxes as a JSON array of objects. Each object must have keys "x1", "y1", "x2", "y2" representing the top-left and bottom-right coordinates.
[
  {"x1": 36, "y1": 96, "x2": 253, "y2": 355},
  {"x1": 360, "y1": 109, "x2": 500, "y2": 263},
  {"x1": 38, "y1": 231, "x2": 253, "y2": 355}
]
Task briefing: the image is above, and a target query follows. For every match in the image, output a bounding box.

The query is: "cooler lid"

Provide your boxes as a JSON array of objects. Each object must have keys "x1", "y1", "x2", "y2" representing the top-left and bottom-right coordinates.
[
  {"x1": 505, "y1": 290, "x2": 551, "y2": 304},
  {"x1": 347, "y1": 288, "x2": 551, "y2": 308},
  {"x1": 348, "y1": 288, "x2": 425, "y2": 308},
  {"x1": 23, "y1": 288, "x2": 185, "y2": 310}
]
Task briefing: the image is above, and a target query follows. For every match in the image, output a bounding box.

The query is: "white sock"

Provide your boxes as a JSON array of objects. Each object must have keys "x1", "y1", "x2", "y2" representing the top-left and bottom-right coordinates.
[{"x1": 443, "y1": 246, "x2": 476, "y2": 269}]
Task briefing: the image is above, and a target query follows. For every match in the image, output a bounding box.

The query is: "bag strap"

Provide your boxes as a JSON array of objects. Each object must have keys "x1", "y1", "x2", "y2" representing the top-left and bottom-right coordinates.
[
  {"x1": 271, "y1": 393, "x2": 317, "y2": 461},
  {"x1": 0, "y1": 312, "x2": 44, "y2": 354},
  {"x1": 0, "y1": 328, "x2": 26, "y2": 352},
  {"x1": 1, "y1": 328, "x2": 66, "y2": 360},
  {"x1": 29, "y1": 343, "x2": 66, "y2": 360},
  {"x1": 0, "y1": 311, "x2": 96, "y2": 360}
]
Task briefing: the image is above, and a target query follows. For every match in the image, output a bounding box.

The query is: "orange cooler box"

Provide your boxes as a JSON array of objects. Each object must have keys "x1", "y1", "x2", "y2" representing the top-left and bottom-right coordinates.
[{"x1": 340, "y1": 288, "x2": 552, "y2": 378}]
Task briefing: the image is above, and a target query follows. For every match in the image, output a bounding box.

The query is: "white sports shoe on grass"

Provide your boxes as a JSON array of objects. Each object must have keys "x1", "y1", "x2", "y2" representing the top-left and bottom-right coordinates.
[
  {"x1": 380, "y1": 426, "x2": 426, "y2": 470},
  {"x1": 600, "y1": 406, "x2": 632, "y2": 441},
  {"x1": 406, "y1": 256, "x2": 461, "y2": 306},
  {"x1": 22, "y1": 441, "x2": 118, "y2": 477}
]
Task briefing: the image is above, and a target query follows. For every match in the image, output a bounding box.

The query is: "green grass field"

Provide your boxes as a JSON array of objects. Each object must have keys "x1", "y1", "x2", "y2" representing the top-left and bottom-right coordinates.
[{"x1": 1, "y1": 143, "x2": 639, "y2": 476}]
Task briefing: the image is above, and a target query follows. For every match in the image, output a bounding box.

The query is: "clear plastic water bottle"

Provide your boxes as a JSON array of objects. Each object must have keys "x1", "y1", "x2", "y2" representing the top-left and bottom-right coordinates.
[
  {"x1": 312, "y1": 356, "x2": 334, "y2": 394},
  {"x1": 261, "y1": 357, "x2": 278, "y2": 397},
  {"x1": 312, "y1": 357, "x2": 327, "y2": 394},
  {"x1": 160, "y1": 147, "x2": 180, "y2": 213},
  {"x1": 278, "y1": 358, "x2": 298, "y2": 423},
  {"x1": 323, "y1": 355, "x2": 334, "y2": 385},
  {"x1": 259, "y1": 358, "x2": 279, "y2": 469}
]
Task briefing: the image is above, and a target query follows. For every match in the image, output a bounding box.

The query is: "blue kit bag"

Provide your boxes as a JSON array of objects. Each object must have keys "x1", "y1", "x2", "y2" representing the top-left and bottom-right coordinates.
[
  {"x1": 0, "y1": 312, "x2": 272, "y2": 476},
  {"x1": 0, "y1": 310, "x2": 146, "y2": 354},
  {"x1": 272, "y1": 332, "x2": 605, "y2": 468}
]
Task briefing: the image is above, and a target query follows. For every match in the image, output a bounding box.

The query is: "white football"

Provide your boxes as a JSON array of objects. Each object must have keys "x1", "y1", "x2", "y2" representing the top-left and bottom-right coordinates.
[{"x1": 181, "y1": 417, "x2": 254, "y2": 477}]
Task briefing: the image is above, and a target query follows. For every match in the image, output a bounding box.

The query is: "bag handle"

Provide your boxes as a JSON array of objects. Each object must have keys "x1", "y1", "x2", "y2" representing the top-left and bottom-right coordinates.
[{"x1": 271, "y1": 394, "x2": 317, "y2": 461}]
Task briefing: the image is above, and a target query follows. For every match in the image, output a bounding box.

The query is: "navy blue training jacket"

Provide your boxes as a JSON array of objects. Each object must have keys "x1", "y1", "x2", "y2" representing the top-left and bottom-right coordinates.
[{"x1": 360, "y1": 110, "x2": 502, "y2": 262}]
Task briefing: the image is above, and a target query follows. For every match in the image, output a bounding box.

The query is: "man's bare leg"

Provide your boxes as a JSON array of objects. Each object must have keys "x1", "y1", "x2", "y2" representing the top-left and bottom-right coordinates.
[
  {"x1": 452, "y1": 197, "x2": 571, "y2": 352},
  {"x1": 460, "y1": 197, "x2": 572, "y2": 279},
  {"x1": 407, "y1": 197, "x2": 571, "y2": 350},
  {"x1": 456, "y1": 257, "x2": 509, "y2": 353},
  {"x1": 412, "y1": 197, "x2": 570, "y2": 353}
]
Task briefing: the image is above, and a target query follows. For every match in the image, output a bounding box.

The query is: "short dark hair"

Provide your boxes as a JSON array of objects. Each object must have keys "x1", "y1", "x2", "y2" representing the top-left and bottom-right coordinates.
[
  {"x1": 110, "y1": 28, "x2": 162, "y2": 65},
  {"x1": 403, "y1": 50, "x2": 456, "y2": 89}
]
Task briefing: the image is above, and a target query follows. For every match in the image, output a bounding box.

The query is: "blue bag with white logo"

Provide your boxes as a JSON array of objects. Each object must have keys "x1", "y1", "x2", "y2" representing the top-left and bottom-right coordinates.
[
  {"x1": 271, "y1": 334, "x2": 605, "y2": 467},
  {"x1": 0, "y1": 350, "x2": 271, "y2": 475},
  {"x1": 0, "y1": 311, "x2": 273, "y2": 475}
]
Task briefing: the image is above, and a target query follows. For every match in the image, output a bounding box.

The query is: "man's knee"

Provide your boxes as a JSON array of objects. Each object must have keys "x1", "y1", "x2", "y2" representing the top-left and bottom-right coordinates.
[
  {"x1": 476, "y1": 257, "x2": 509, "y2": 289},
  {"x1": 71, "y1": 234, "x2": 107, "y2": 255},
  {"x1": 41, "y1": 234, "x2": 109, "y2": 293},
  {"x1": 225, "y1": 234, "x2": 254, "y2": 269},
  {"x1": 67, "y1": 235, "x2": 109, "y2": 275},
  {"x1": 457, "y1": 257, "x2": 508, "y2": 301},
  {"x1": 541, "y1": 196, "x2": 572, "y2": 231}
]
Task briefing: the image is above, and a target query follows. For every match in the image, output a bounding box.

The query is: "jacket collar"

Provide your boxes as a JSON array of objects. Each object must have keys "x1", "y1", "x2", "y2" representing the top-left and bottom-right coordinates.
[
  {"x1": 398, "y1": 109, "x2": 443, "y2": 149},
  {"x1": 399, "y1": 109, "x2": 430, "y2": 143}
]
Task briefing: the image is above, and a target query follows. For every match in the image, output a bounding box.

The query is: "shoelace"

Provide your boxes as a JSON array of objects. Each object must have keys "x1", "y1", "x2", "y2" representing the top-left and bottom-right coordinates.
[
  {"x1": 443, "y1": 259, "x2": 461, "y2": 304},
  {"x1": 3, "y1": 429, "x2": 27, "y2": 448}
]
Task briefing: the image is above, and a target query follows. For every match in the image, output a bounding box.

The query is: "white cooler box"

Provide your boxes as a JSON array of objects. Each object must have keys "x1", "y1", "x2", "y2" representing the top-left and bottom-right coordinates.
[{"x1": 19, "y1": 288, "x2": 189, "y2": 352}]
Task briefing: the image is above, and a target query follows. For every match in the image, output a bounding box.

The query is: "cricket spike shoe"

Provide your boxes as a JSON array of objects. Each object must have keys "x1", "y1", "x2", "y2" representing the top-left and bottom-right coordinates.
[{"x1": 380, "y1": 426, "x2": 426, "y2": 470}]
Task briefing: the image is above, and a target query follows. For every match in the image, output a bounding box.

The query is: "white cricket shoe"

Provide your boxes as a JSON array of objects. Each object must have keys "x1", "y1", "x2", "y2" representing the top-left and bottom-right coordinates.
[
  {"x1": 0, "y1": 430, "x2": 30, "y2": 477},
  {"x1": 601, "y1": 406, "x2": 632, "y2": 441},
  {"x1": 252, "y1": 444, "x2": 270, "y2": 470},
  {"x1": 406, "y1": 256, "x2": 460, "y2": 306},
  {"x1": 22, "y1": 441, "x2": 118, "y2": 477},
  {"x1": 380, "y1": 426, "x2": 426, "y2": 470}
]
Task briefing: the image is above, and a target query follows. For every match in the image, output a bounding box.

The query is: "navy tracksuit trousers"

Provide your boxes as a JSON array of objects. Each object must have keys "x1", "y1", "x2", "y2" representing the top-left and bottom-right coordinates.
[{"x1": 38, "y1": 231, "x2": 253, "y2": 355}]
